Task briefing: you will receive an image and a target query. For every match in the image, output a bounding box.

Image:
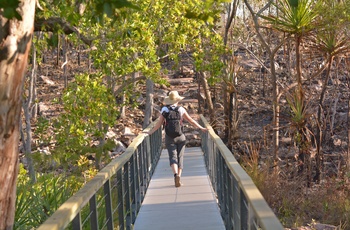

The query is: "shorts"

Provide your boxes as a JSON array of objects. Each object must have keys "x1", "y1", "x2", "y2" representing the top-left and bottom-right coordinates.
[{"x1": 165, "y1": 134, "x2": 186, "y2": 169}]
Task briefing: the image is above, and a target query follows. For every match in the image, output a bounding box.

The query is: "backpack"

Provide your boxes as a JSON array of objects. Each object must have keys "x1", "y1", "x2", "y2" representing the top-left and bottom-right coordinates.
[{"x1": 162, "y1": 106, "x2": 183, "y2": 138}]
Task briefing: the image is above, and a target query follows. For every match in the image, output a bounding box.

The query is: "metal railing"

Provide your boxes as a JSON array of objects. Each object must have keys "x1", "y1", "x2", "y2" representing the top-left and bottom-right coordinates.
[
  {"x1": 38, "y1": 115, "x2": 283, "y2": 230},
  {"x1": 37, "y1": 120, "x2": 162, "y2": 230},
  {"x1": 200, "y1": 115, "x2": 284, "y2": 230}
]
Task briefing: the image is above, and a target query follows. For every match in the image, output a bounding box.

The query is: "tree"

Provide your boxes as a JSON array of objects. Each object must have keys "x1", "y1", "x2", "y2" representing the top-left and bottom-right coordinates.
[
  {"x1": 261, "y1": 0, "x2": 319, "y2": 182},
  {"x1": 0, "y1": 0, "x2": 36, "y2": 229},
  {"x1": 0, "y1": 0, "x2": 139, "y2": 227},
  {"x1": 221, "y1": 0, "x2": 240, "y2": 145},
  {"x1": 244, "y1": 0, "x2": 284, "y2": 171},
  {"x1": 312, "y1": 0, "x2": 350, "y2": 182}
]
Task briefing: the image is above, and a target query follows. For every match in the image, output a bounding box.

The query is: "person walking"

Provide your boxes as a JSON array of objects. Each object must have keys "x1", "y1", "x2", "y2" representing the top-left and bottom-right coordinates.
[{"x1": 144, "y1": 91, "x2": 208, "y2": 187}]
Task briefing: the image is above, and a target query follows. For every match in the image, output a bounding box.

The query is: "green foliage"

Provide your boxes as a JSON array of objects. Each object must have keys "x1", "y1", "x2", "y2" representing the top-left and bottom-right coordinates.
[
  {"x1": 94, "y1": 0, "x2": 140, "y2": 19},
  {"x1": 285, "y1": 89, "x2": 312, "y2": 150},
  {"x1": 28, "y1": 0, "x2": 228, "y2": 175},
  {"x1": 261, "y1": 0, "x2": 320, "y2": 35},
  {"x1": 312, "y1": 0, "x2": 350, "y2": 57},
  {"x1": 0, "y1": 0, "x2": 22, "y2": 20},
  {"x1": 15, "y1": 164, "x2": 83, "y2": 229},
  {"x1": 287, "y1": 91, "x2": 307, "y2": 129},
  {"x1": 53, "y1": 73, "x2": 118, "y2": 160},
  {"x1": 184, "y1": 0, "x2": 230, "y2": 23},
  {"x1": 34, "y1": 117, "x2": 52, "y2": 147}
]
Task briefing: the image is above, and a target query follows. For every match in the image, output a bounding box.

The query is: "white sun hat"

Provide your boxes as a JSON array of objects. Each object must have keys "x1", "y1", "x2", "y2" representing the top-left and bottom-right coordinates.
[{"x1": 163, "y1": 91, "x2": 185, "y2": 105}]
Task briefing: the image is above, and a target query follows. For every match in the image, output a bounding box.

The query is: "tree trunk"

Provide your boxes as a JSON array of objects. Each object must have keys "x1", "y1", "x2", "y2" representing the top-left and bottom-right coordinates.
[
  {"x1": 228, "y1": 89, "x2": 239, "y2": 147},
  {"x1": 31, "y1": 41, "x2": 38, "y2": 119},
  {"x1": 120, "y1": 76, "x2": 127, "y2": 119},
  {"x1": 143, "y1": 78, "x2": 154, "y2": 129},
  {"x1": 0, "y1": 1, "x2": 36, "y2": 229},
  {"x1": 199, "y1": 71, "x2": 215, "y2": 125},
  {"x1": 295, "y1": 35, "x2": 303, "y2": 97},
  {"x1": 269, "y1": 54, "x2": 279, "y2": 172},
  {"x1": 62, "y1": 34, "x2": 68, "y2": 88},
  {"x1": 222, "y1": 0, "x2": 238, "y2": 144},
  {"x1": 243, "y1": 0, "x2": 280, "y2": 172},
  {"x1": 21, "y1": 40, "x2": 38, "y2": 183},
  {"x1": 347, "y1": 98, "x2": 350, "y2": 172},
  {"x1": 315, "y1": 56, "x2": 333, "y2": 183}
]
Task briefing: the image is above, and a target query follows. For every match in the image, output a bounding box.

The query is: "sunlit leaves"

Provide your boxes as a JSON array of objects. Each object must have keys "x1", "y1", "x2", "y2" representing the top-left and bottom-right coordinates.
[
  {"x1": 15, "y1": 169, "x2": 84, "y2": 228},
  {"x1": 93, "y1": 0, "x2": 140, "y2": 23},
  {"x1": 0, "y1": 0, "x2": 22, "y2": 20},
  {"x1": 262, "y1": 0, "x2": 319, "y2": 34},
  {"x1": 54, "y1": 73, "x2": 118, "y2": 153}
]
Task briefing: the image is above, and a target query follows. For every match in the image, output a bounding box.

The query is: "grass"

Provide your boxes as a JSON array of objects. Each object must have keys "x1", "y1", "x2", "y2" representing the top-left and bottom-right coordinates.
[
  {"x1": 240, "y1": 141, "x2": 350, "y2": 229},
  {"x1": 15, "y1": 164, "x2": 84, "y2": 229}
]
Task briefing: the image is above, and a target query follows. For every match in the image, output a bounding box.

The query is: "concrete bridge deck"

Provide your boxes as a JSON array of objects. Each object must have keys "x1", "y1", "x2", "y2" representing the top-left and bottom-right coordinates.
[{"x1": 133, "y1": 147, "x2": 225, "y2": 230}]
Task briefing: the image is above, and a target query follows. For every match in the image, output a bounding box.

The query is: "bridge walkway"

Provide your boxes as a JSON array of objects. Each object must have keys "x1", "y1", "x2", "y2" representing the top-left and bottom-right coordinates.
[{"x1": 133, "y1": 147, "x2": 225, "y2": 230}]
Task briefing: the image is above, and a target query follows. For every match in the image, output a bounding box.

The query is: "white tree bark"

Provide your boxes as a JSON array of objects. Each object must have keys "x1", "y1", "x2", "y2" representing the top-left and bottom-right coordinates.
[
  {"x1": 143, "y1": 78, "x2": 154, "y2": 129},
  {"x1": 0, "y1": 1, "x2": 36, "y2": 229}
]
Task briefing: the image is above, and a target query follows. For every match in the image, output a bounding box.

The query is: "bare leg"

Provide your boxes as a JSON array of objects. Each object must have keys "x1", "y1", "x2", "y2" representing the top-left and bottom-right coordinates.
[
  {"x1": 171, "y1": 163, "x2": 178, "y2": 175},
  {"x1": 171, "y1": 164, "x2": 181, "y2": 187},
  {"x1": 178, "y1": 168, "x2": 182, "y2": 177}
]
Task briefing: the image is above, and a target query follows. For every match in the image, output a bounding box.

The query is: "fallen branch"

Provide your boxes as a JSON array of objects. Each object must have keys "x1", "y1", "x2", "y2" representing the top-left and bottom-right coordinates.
[{"x1": 34, "y1": 17, "x2": 94, "y2": 46}]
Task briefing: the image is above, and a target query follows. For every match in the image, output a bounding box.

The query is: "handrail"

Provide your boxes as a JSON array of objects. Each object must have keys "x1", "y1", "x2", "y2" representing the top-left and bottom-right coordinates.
[
  {"x1": 37, "y1": 115, "x2": 283, "y2": 230},
  {"x1": 37, "y1": 120, "x2": 162, "y2": 230},
  {"x1": 199, "y1": 115, "x2": 284, "y2": 230}
]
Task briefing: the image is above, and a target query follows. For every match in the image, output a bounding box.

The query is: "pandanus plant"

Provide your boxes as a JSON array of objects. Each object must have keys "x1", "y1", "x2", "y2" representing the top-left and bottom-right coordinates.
[
  {"x1": 261, "y1": 0, "x2": 319, "y2": 181},
  {"x1": 286, "y1": 89, "x2": 313, "y2": 185},
  {"x1": 310, "y1": 0, "x2": 350, "y2": 182}
]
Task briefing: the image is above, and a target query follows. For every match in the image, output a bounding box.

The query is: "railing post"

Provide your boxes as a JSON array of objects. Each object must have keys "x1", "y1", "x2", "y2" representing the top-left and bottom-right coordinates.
[
  {"x1": 217, "y1": 149, "x2": 223, "y2": 211},
  {"x1": 241, "y1": 189, "x2": 248, "y2": 230},
  {"x1": 130, "y1": 154, "x2": 138, "y2": 225},
  {"x1": 139, "y1": 142, "x2": 146, "y2": 201},
  {"x1": 117, "y1": 169, "x2": 125, "y2": 229},
  {"x1": 223, "y1": 163, "x2": 229, "y2": 228},
  {"x1": 72, "y1": 213, "x2": 82, "y2": 230},
  {"x1": 124, "y1": 161, "x2": 132, "y2": 230},
  {"x1": 228, "y1": 174, "x2": 234, "y2": 230},
  {"x1": 233, "y1": 177, "x2": 241, "y2": 230},
  {"x1": 89, "y1": 194, "x2": 99, "y2": 230},
  {"x1": 104, "y1": 180, "x2": 114, "y2": 230},
  {"x1": 144, "y1": 141, "x2": 151, "y2": 184},
  {"x1": 135, "y1": 147, "x2": 142, "y2": 207}
]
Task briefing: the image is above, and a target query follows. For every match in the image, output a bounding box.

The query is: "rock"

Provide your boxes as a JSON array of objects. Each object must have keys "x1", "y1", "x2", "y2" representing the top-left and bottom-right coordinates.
[
  {"x1": 312, "y1": 223, "x2": 337, "y2": 230},
  {"x1": 284, "y1": 223, "x2": 338, "y2": 230},
  {"x1": 40, "y1": 75, "x2": 55, "y2": 85},
  {"x1": 109, "y1": 140, "x2": 126, "y2": 157},
  {"x1": 106, "y1": 129, "x2": 118, "y2": 139},
  {"x1": 214, "y1": 103, "x2": 224, "y2": 109},
  {"x1": 124, "y1": 127, "x2": 135, "y2": 136},
  {"x1": 332, "y1": 136, "x2": 342, "y2": 146},
  {"x1": 38, "y1": 102, "x2": 50, "y2": 116},
  {"x1": 186, "y1": 133, "x2": 199, "y2": 140}
]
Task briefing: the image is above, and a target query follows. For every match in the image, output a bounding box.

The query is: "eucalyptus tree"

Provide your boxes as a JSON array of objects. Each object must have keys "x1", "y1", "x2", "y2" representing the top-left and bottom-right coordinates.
[
  {"x1": 46, "y1": 0, "x2": 226, "y2": 167},
  {"x1": 183, "y1": 0, "x2": 228, "y2": 124},
  {"x1": 0, "y1": 1, "x2": 36, "y2": 229},
  {"x1": 91, "y1": 0, "x2": 228, "y2": 127},
  {"x1": 0, "y1": 1, "x2": 138, "y2": 227},
  {"x1": 146, "y1": 0, "x2": 228, "y2": 125}
]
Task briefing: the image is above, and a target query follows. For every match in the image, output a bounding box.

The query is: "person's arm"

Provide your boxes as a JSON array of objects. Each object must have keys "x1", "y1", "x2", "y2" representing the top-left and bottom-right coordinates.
[
  {"x1": 143, "y1": 115, "x2": 165, "y2": 135},
  {"x1": 182, "y1": 111, "x2": 208, "y2": 132}
]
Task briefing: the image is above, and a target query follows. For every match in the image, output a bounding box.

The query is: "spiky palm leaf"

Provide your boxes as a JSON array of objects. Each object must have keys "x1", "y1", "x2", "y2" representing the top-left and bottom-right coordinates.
[{"x1": 261, "y1": 0, "x2": 319, "y2": 35}]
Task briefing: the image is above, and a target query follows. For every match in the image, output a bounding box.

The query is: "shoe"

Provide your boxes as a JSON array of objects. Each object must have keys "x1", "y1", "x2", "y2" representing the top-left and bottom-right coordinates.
[{"x1": 175, "y1": 175, "x2": 181, "y2": 187}]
